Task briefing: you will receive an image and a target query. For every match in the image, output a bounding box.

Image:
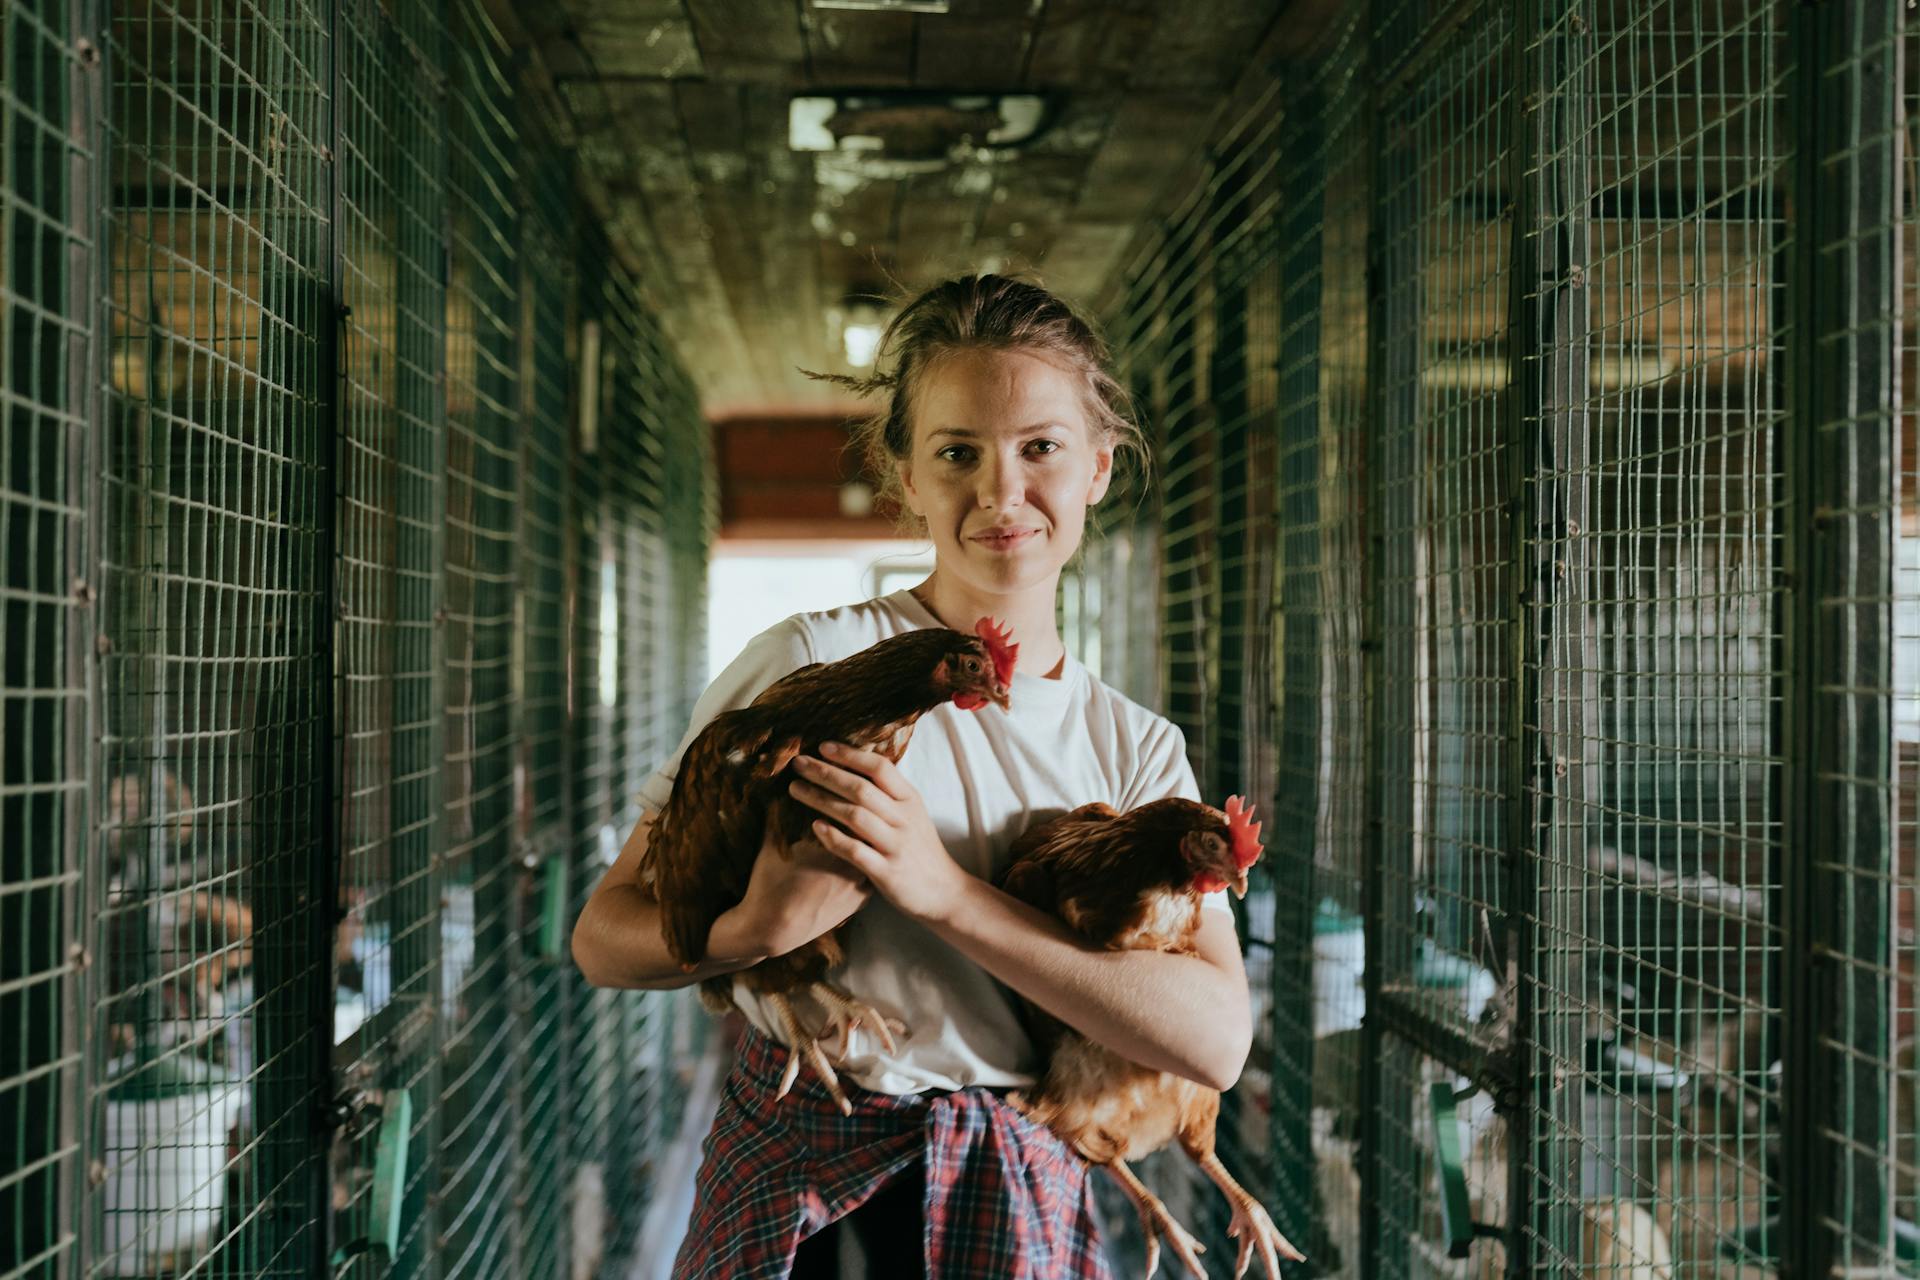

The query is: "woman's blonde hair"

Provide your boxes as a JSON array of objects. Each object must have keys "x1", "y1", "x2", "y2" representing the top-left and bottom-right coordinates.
[{"x1": 806, "y1": 274, "x2": 1148, "y2": 528}]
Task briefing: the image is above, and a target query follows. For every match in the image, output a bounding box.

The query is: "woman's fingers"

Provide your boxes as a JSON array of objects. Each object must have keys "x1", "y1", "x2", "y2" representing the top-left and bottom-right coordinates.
[
  {"x1": 793, "y1": 753, "x2": 895, "y2": 812},
  {"x1": 811, "y1": 819, "x2": 881, "y2": 877},
  {"x1": 818, "y1": 741, "x2": 916, "y2": 803},
  {"x1": 789, "y1": 777, "x2": 888, "y2": 843}
]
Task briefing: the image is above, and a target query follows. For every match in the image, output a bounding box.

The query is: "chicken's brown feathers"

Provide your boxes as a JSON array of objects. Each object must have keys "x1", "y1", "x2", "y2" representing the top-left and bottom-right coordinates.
[{"x1": 646, "y1": 626, "x2": 1001, "y2": 972}]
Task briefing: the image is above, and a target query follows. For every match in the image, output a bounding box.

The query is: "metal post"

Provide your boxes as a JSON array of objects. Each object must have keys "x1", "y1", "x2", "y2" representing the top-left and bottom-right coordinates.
[
  {"x1": 1502, "y1": 0, "x2": 1592, "y2": 1273},
  {"x1": 1782, "y1": 1, "x2": 1900, "y2": 1275},
  {"x1": 1272, "y1": 72, "x2": 1329, "y2": 1264},
  {"x1": 1361, "y1": 4, "x2": 1420, "y2": 1271},
  {"x1": 59, "y1": 0, "x2": 106, "y2": 1271}
]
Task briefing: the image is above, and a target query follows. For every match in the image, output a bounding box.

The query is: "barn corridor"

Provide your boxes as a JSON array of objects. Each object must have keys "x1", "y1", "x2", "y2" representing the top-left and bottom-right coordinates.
[{"x1": 2, "y1": 1, "x2": 1916, "y2": 1277}]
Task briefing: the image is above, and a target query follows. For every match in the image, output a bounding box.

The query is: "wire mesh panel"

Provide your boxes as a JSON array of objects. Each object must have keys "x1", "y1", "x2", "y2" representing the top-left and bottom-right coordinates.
[
  {"x1": 331, "y1": 0, "x2": 448, "y2": 1274},
  {"x1": 437, "y1": 1, "x2": 522, "y2": 1272},
  {"x1": 1, "y1": 2, "x2": 96, "y2": 1274},
  {"x1": 1365, "y1": 8, "x2": 1517, "y2": 1275},
  {"x1": 96, "y1": 1, "x2": 334, "y2": 1274},
  {"x1": 596, "y1": 275, "x2": 702, "y2": 1269},
  {"x1": 509, "y1": 123, "x2": 576, "y2": 1274},
  {"x1": 563, "y1": 259, "x2": 622, "y2": 1280},
  {"x1": 1078, "y1": 266, "x2": 1167, "y2": 708},
  {"x1": 1267, "y1": 16, "x2": 1375, "y2": 1275},
  {"x1": 0, "y1": 2, "x2": 714, "y2": 1276},
  {"x1": 1899, "y1": 9, "x2": 1920, "y2": 1267},
  {"x1": 1149, "y1": 219, "x2": 1221, "y2": 802},
  {"x1": 1208, "y1": 93, "x2": 1290, "y2": 1265},
  {"x1": 1521, "y1": 3, "x2": 1788, "y2": 1275}
]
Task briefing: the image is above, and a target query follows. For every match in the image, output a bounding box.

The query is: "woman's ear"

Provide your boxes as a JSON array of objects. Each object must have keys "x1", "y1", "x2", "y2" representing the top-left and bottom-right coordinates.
[
  {"x1": 895, "y1": 457, "x2": 923, "y2": 517},
  {"x1": 1087, "y1": 440, "x2": 1115, "y2": 506}
]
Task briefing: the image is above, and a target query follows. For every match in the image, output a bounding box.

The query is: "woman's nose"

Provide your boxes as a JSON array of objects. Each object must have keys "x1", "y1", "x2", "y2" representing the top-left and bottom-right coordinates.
[{"x1": 977, "y1": 454, "x2": 1024, "y2": 510}]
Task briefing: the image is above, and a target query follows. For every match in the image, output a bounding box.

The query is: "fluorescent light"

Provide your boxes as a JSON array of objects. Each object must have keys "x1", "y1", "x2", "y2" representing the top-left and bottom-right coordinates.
[
  {"x1": 1418, "y1": 352, "x2": 1679, "y2": 392},
  {"x1": 813, "y1": 0, "x2": 949, "y2": 11},
  {"x1": 843, "y1": 322, "x2": 884, "y2": 368}
]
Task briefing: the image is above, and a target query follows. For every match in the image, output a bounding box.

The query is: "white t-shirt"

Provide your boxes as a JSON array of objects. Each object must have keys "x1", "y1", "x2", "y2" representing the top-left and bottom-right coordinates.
[{"x1": 637, "y1": 588, "x2": 1231, "y2": 1095}]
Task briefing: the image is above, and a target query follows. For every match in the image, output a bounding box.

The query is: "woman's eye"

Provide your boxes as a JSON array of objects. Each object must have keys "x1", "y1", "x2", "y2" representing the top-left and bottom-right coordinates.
[
  {"x1": 936, "y1": 445, "x2": 975, "y2": 463},
  {"x1": 1027, "y1": 440, "x2": 1061, "y2": 456}
]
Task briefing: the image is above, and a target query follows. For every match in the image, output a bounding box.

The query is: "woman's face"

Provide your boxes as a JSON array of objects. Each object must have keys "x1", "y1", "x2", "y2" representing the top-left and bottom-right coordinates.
[{"x1": 897, "y1": 346, "x2": 1113, "y2": 597}]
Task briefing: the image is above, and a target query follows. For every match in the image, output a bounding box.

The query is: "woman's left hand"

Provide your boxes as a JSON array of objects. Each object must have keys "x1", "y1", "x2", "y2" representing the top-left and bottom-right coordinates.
[{"x1": 787, "y1": 742, "x2": 970, "y2": 923}]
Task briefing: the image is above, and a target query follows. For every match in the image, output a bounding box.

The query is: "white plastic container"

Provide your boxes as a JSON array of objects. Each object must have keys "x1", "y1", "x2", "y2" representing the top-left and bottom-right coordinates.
[
  {"x1": 101, "y1": 1053, "x2": 242, "y2": 1277},
  {"x1": 1313, "y1": 899, "x2": 1367, "y2": 1037}
]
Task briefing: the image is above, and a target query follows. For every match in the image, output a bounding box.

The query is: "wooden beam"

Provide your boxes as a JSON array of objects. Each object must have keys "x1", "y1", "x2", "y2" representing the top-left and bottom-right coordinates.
[
  {"x1": 804, "y1": 6, "x2": 916, "y2": 86},
  {"x1": 567, "y1": 0, "x2": 705, "y2": 77},
  {"x1": 685, "y1": 0, "x2": 808, "y2": 84},
  {"x1": 912, "y1": 0, "x2": 1042, "y2": 90}
]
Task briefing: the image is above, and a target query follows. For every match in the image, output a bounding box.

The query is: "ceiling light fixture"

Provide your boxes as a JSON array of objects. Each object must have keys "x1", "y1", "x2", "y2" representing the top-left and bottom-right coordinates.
[
  {"x1": 813, "y1": 0, "x2": 950, "y2": 12},
  {"x1": 789, "y1": 92, "x2": 1049, "y2": 158}
]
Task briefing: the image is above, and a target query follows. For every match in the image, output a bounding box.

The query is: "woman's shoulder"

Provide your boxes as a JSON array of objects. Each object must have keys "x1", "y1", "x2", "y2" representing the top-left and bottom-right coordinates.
[{"x1": 778, "y1": 590, "x2": 925, "y2": 663}]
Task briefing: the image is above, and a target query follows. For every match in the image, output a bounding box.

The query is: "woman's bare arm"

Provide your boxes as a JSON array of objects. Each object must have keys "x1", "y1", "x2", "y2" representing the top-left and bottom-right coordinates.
[
  {"x1": 922, "y1": 882, "x2": 1252, "y2": 1090},
  {"x1": 571, "y1": 813, "x2": 872, "y2": 990}
]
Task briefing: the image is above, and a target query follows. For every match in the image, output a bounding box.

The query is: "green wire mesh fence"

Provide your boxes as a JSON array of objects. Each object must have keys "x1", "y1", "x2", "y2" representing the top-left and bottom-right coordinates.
[
  {"x1": 1, "y1": 0, "x2": 711, "y2": 1276},
  {"x1": 1075, "y1": 0, "x2": 1917, "y2": 1276},
  {"x1": 2, "y1": 1, "x2": 97, "y2": 1274}
]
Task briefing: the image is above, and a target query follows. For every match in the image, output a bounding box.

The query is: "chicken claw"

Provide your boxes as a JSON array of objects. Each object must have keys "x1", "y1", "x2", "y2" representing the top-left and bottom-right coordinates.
[
  {"x1": 1192, "y1": 1151, "x2": 1305, "y2": 1279},
  {"x1": 807, "y1": 982, "x2": 906, "y2": 1057},
  {"x1": 765, "y1": 993, "x2": 855, "y2": 1116},
  {"x1": 1108, "y1": 1159, "x2": 1208, "y2": 1280}
]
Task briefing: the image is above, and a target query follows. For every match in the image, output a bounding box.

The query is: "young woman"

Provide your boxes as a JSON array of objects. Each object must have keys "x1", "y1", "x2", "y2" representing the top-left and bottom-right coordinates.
[{"x1": 571, "y1": 275, "x2": 1254, "y2": 1278}]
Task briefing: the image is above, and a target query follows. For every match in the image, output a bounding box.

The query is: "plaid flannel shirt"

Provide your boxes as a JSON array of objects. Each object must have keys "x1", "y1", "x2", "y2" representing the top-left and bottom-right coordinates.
[{"x1": 671, "y1": 1025, "x2": 1113, "y2": 1279}]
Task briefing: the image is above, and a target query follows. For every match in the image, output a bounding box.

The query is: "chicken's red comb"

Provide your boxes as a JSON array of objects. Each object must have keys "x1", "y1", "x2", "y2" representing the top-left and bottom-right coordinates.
[
  {"x1": 974, "y1": 617, "x2": 1018, "y2": 686},
  {"x1": 1224, "y1": 795, "x2": 1263, "y2": 870}
]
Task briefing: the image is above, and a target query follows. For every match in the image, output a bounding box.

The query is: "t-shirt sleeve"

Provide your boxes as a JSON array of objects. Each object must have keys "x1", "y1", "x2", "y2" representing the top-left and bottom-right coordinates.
[
  {"x1": 1123, "y1": 719, "x2": 1235, "y2": 917},
  {"x1": 634, "y1": 616, "x2": 816, "y2": 816}
]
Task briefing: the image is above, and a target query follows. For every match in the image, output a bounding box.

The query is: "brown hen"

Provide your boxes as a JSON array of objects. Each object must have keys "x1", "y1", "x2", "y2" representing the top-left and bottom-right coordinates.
[
  {"x1": 643, "y1": 617, "x2": 1018, "y2": 1113},
  {"x1": 999, "y1": 796, "x2": 1305, "y2": 1279}
]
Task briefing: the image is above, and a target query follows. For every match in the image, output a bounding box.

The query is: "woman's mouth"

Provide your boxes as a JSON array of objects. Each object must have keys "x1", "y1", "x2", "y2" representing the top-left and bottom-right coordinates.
[{"x1": 970, "y1": 527, "x2": 1041, "y2": 552}]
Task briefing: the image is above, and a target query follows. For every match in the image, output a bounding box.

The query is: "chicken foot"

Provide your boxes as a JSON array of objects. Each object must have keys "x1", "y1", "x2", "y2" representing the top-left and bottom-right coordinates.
[
  {"x1": 765, "y1": 992, "x2": 856, "y2": 1116},
  {"x1": 1107, "y1": 1158, "x2": 1208, "y2": 1280},
  {"x1": 1190, "y1": 1150, "x2": 1304, "y2": 1280},
  {"x1": 807, "y1": 981, "x2": 906, "y2": 1056}
]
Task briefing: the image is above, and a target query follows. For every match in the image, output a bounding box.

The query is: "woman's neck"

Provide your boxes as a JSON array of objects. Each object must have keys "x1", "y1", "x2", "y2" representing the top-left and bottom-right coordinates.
[{"x1": 909, "y1": 570, "x2": 1068, "y2": 679}]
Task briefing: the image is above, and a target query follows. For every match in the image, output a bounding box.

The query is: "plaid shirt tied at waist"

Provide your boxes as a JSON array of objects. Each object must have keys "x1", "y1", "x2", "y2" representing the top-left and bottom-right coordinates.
[{"x1": 672, "y1": 1025, "x2": 1114, "y2": 1279}]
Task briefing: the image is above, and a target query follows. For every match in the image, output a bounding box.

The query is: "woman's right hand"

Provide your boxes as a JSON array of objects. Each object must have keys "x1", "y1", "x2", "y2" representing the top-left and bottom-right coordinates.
[{"x1": 712, "y1": 824, "x2": 873, "y2": 960}]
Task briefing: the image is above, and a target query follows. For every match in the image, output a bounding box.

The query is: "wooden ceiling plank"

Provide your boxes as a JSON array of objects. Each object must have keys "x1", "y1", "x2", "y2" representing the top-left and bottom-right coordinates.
[
  {"x1": 1023, "y1": 0, "x2": 1158, "y2": 89},
  {"x1": 1125, "y1": 0, "x2": 1279, "y2": 92},
  {"x1": 587, "y1": 80, "x2": 759, "y2": 397},
  {"x1": 675, "y1": 80, "x2": 784, "y2": 400},
  {"x1": 804, "y1": 7, "x2": 916, "y2": 86},
  {"x1": 744, "y1": 84, "x2": 835, "y2": 404},
  {"x1": 686, "y1": 0, "x2": 808, "y2": 84},
  {"x1": 912, "y1": 0, "x2": 1042, "y2": 89},
  {"x1": 972, "y1": 152, "x2": 1089, "y2": 276},
  {"x1": 569, "y1": 0, "x2": 706, "y2": 77}
]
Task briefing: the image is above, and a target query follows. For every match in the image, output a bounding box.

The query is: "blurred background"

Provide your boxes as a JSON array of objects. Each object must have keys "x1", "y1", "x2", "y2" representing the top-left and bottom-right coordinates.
[{"x1": 2, "y1": 0, "x2": 1915, "y2": 1277}]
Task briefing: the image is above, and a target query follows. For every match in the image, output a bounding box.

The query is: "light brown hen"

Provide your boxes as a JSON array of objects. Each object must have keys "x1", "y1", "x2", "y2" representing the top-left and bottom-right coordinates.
[{"x1": 1000, "y1": 795, "x2": 1305, "y2": 1279}]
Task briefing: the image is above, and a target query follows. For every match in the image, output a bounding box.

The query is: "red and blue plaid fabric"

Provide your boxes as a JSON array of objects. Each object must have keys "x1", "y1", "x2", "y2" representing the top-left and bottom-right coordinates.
[{"x1": 671, "y1": 1025, "x2": 1114, "y2": 1279}]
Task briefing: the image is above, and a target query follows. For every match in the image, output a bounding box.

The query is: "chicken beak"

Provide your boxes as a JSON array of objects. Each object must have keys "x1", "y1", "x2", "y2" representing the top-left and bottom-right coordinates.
[
  {"x1": 988, "y1": 683, "x2": 1012, "y2": 712},
  {"x1": 1229, "y1": 869, "x2": 1250, "y2": 899}
]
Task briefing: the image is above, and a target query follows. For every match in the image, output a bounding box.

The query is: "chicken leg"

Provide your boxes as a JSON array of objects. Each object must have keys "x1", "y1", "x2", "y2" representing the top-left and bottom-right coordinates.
[
  {"x1": 807, "y1": 980, "x2": 906, "y2": 1057},
  {"x1": 765, "y1": 992, "x2": 855, "y2": 1116},
  {"x1": 1189, "y1": 1149, "x2": 1305, "y2": 1280},
  {"x1": 1106, "y1": 1158, "x2": 1207, "y2": 1280}
]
